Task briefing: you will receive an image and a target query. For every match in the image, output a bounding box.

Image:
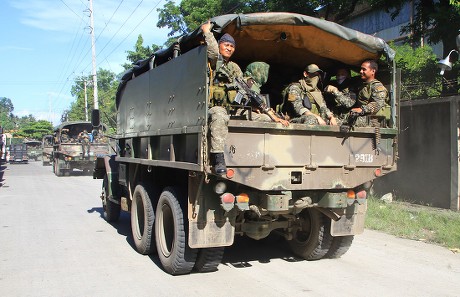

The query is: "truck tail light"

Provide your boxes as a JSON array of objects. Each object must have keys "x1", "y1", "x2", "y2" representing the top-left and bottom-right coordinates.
[
  {"x1": 235, "y1": 193, "x2": 249, "y2": 211},
  {"x1": 220, "y1": 193, "x2": 235, "y2": 212},
  {"x1": 347, "y1": 190, "x2": 355, "y2": 199}
]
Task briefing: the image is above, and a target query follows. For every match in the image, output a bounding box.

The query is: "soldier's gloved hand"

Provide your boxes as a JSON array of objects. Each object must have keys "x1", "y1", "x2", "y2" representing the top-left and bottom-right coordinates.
[{"x1": 324, "y1": 85, "x2": 338, "y2": 93}]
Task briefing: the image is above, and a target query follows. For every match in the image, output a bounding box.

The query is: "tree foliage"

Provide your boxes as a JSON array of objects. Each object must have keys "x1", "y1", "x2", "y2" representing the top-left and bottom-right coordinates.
[
  {"x1": 15, "y1": 120, "x2": 53, "y2": 140},
  {"x1": 156, "y1": 0, "x2": 323, "y2": 37},
  {"x1": 393, "y1": 43, "x2": 442, "y2": 99},
  {"x1": 64, "y1": 69, "x2": 118, "y2": 133},
  {"x1": 122, "y1": 35, "x2": 162, "y2": 70}
]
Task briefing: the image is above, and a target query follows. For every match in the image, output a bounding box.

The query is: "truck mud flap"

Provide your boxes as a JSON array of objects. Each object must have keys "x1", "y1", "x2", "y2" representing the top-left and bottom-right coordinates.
[
  {"x1": 330, "y1": 202, "x2": 367, "y2": 236},
  {"x1": 189, "y1": 219, "x2": 235, "y2": 248}
]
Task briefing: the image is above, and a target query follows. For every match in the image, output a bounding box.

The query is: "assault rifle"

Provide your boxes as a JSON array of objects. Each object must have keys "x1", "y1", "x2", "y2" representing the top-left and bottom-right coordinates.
[{"x1": 232, "y1": 77, "x2": 271, "y2": 114}]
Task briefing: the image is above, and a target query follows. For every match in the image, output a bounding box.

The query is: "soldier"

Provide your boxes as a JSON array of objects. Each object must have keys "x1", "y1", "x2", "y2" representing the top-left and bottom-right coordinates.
[
  {"x1": 350, "y1": 59, "x2": 389, "y2": 127},
  {"x1": 324, "y1": 67, "x2": 360, "y2": 125},
  {"x1": 281, "y1": 64, "x2": 337, "y2": 126},
  {"x1": 201, "y1": 20, "x2": 243, "y2": 174},
  {"x1": 234, "y1": 61, "x2": 289, "y2": 126}
]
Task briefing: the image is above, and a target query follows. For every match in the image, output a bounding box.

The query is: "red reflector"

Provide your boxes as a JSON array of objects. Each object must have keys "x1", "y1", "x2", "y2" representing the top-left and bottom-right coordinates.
[
  {"x1": 221, "y1": 193, "x2": 235, "y2": 204},
  {"x1": 357, "y1": 190, "x2": 367, "y2": 199},
  {"x1": 236, "y1": 193, "x2": 249, "y2": 203},
  {"x1": 374, "y1": 168, "x2": 382, "y2": 177},
  {"x1": 226, "y1": 169, "x2": 235, "y2": 179}
]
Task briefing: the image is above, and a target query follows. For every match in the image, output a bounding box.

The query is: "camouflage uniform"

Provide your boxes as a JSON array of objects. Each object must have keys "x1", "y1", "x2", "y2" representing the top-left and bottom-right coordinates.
[
  {"x1": 326, "y1": 77, "x2": 359, "y2": 125},
  {"x1": 234, "y1": 61, "x2": 273, "y2": 122},
  {"x1": 204, "y1": 31, "x2": 243, "y2": 153},
  {"x1": 282, "y1": 78, "x2": 333, "y2": 125},
  {"x1": 354, "y1": 79, "x2": 389, "y2": 127}
]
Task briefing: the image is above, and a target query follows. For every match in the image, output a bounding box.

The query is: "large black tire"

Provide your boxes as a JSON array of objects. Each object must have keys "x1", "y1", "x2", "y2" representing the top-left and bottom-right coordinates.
[
  {"x1": 155, "y1": 187, "x2": 197, "y2": 275},
  {"x1": 102, "y1": 175, "x2": 121, "y2": 222},
  {"x1": 325, "y1": 235, "x2": 354, "y2": 259},
  {"x1": 288, "y1": 208, "x2": 333, "y2": 260},
  {"x1": 194, "y1": 247, "x2": 225, "y2": 273},
  {"x1": 131, "y1": 183, "x2": 156, "y2": 255}
]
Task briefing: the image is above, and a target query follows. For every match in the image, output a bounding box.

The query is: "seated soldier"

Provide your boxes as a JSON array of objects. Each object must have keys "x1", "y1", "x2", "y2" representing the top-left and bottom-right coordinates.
[
  {"x1": 281, "y1": 64, "x2": 337, "y2": 126},
  {"x1": 324, "y1": 67, "x2": 360, "y2": 126},
  {"x1": 233, "y1": 61, "x2": 289, "y2": 126}
]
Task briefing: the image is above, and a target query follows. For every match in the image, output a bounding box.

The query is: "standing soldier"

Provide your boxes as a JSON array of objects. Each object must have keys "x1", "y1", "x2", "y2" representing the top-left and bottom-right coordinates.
[{"x1": 201, "y1": 20, "x2": 243, "y2": 174}]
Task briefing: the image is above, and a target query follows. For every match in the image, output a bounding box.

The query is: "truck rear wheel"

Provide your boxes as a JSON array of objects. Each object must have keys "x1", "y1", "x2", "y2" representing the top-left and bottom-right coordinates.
[
  {"x1": 288, "y1": 208, "x2": 333, "y2": 260},
  {"x1": 155, "y1": 186, "x2": 197, "y2": 275},
  {"x1": 54, "y1": 160, "x2": 62, "y2": 176},
  {"x1": 131, "y1": 184, "x2": 156, "y2": 255},
  {"x1": 194, "y1": 247, "x2": 225, "y2": 273},
  {"x1": 325, "y1": 235, "x2": 354, "y2": 259},
  {"x1": 102, "y1": 176, "x2": 120, "y2": 222}
]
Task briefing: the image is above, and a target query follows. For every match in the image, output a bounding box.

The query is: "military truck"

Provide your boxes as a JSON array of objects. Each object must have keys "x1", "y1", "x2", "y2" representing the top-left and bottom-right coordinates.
[
  {"x1": 53, "y1": 121, "x2": 109, "y2": 176},
  {"x1": 94, "y1": 12, "x2": 399, "y2": 275},
  {"x1": 24, "y1": 140, "x2": 42, "y2": 161},
  {"x1": 42, "y1": 135, "x2": 54, "y2": 166},
  {"x1": 9, "y1": 143, "x2": 28, "y2": 164}
]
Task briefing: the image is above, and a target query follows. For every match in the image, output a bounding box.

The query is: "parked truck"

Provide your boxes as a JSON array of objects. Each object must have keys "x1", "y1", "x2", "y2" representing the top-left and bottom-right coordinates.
[
  {"x1": 42, "y1": 135, "x2": 53, "y2": 166},
  {"x1": 24, "y1": 139, "x2": 42, "y2": 161},
  {"x1": 94, "y1": 12, "x2": 399, "y2": 275},
  {"x1": 53, "y1": 121, "x2": 109, "y2": 176},
  {"x1": 9, "y1": 143, "x2": 28, "y2": 164}
]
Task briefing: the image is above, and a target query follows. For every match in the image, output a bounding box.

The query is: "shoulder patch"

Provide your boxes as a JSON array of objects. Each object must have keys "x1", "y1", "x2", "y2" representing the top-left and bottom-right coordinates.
[{"x1": 375, "y1": 85, "x2": 386, "y2": 92}]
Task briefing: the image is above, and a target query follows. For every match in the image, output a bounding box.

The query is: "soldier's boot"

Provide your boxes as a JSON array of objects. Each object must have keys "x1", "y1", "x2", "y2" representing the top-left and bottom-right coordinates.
[{"x1": 212, "y1": 153, "x2": 227, "y2": 174}]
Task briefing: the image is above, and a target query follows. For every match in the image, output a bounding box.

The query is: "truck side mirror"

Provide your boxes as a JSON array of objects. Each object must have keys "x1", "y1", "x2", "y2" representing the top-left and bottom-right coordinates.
[{"x1": 92, "y1": 109, "x2": 100, "y2": 128}]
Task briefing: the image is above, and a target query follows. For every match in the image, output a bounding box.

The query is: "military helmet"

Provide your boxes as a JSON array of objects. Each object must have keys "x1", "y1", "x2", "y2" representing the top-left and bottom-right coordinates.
[{"x1": 244, "y1": 61, "x2": 270, "y2": 87}]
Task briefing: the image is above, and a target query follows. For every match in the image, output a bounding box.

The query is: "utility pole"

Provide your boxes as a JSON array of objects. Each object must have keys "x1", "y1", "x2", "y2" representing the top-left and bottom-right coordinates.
[
  {"x1": 89, "y1": 0, "x2": 98, "y2": 111},
  {"x1": 83, "y1": 80, "x2": 88, "y2": 121}
]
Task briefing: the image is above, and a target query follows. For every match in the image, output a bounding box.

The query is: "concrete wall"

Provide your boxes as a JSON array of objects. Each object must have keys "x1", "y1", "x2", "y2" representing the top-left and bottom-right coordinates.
[{"x1": 374, "y1": 96, "x2": 460, "y2": 210}]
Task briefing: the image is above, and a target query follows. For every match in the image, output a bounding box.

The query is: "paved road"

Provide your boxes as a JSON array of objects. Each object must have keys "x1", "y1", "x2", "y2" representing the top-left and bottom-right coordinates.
[{"x1": 1, "y1": 162, "x2": 460, "y2": 297}]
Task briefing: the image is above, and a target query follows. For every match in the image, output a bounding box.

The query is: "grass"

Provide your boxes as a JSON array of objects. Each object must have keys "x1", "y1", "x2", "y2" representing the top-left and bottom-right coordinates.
[{"x1": 365, "y1": 196, "x2": 460, "y2": 252}]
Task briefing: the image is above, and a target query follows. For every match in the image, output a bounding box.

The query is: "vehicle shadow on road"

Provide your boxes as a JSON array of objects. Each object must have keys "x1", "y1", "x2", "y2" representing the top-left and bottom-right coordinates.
[
  {"x1": 87, "y1": 206, "x2": 302, "y2": 272},
  {"x1": 220, "y1": 235, "x2": 302, "y2": 269}
]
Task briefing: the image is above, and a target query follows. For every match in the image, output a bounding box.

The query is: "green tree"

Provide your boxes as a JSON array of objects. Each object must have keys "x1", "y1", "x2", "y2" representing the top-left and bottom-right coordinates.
[
  {"x1": 122, "y1": 35, "x2": 162, "y2": 70},
  {"x1": 0, "y1": 97, "x2": 15, "y2": 131},
  {"x1": 16, "y1": 120, "x2": 53, "y2": 140},
  {"x1": 65, "y1": 69, "x2": 118, "y2": 132},
  {"x1": 393, "y1": 43, "x2": 441, "y2": 99},
  {"x1": 156, "y1": 0, "x2": 323, "y2": 37}
]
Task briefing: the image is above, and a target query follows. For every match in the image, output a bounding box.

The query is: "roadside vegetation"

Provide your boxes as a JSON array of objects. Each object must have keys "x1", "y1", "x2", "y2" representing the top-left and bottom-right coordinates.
[{"x1": 365, "y1": 196, "x2": 460, "y2": 252}]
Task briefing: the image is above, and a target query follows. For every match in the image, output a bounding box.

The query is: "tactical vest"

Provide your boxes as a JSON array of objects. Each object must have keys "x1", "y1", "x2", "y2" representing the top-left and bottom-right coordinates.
[
  {"x1": 209, "y1": 63, "x2": 237, "y2": 108},
  {"x1": 283, "y1": 81, "x2": 322, "y2": 115},
  {"x1": 358, "y1": 80, "x2": 390, "y2": 119}
]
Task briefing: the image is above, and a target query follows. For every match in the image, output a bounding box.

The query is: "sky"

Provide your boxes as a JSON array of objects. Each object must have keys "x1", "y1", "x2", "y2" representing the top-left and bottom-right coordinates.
[{"x1": 0, "y1": 0, "x2": 172, "y2": 126}]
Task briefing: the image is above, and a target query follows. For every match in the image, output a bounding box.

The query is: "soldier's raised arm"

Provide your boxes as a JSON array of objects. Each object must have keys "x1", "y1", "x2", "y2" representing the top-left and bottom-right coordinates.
[{"x1": 201, "y1": 20, "x2": 219, "y2": 68}]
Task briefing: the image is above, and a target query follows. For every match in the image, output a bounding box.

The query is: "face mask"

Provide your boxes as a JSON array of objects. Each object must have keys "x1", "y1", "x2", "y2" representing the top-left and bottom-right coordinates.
[
  {"x1": 337, "y1": 75, "x2": 347, "y2": 84},
  {"x1": 305, "y1": 75, "x2": 320, "y2": 90}
]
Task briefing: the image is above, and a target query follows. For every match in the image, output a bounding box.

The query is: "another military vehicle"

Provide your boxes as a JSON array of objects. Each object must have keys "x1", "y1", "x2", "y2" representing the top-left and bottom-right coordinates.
[
  {"x1": 53, "y1": 121, "x2": 109, "y2": 176},
  {"x1": 24, "y1": 140, "x2": 42, "y2": 161},
  {"x1": 42, "y1": 135, "x2": 53, "y2": 166},
  {"x1": 94, "y1": 12, "x2": 399, "y2": 275},
  {"x1": 9, "y1": 143, "x2": 28, "y2": 164}
]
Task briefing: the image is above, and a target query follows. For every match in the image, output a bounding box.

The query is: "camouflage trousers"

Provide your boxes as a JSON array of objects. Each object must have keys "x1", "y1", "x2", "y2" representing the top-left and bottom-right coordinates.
[
  {"x1": 208, "y1": 106, "x2": 229, "y2": 153},
  {"x1": 234, "y1": 108, "x2": 272, "y2": 122},
  {"x1": 290, "y1": 114, "x2": 321, "y2": 125}
]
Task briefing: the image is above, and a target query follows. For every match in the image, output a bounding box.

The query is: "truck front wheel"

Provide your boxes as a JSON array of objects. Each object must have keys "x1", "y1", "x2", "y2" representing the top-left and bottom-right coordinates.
[
  {"x1": 288, "y1": 208, "x2": 333, "y2": 260},
  {"x1": 155, "y1": 186, "x2": 197, "y2": 275},
  {"x1": 131, "y1": 184, "x2": 156, "y2": 255},
  {"x1": 102, "y1": 176, "x2": 120, "y2": 222}
]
